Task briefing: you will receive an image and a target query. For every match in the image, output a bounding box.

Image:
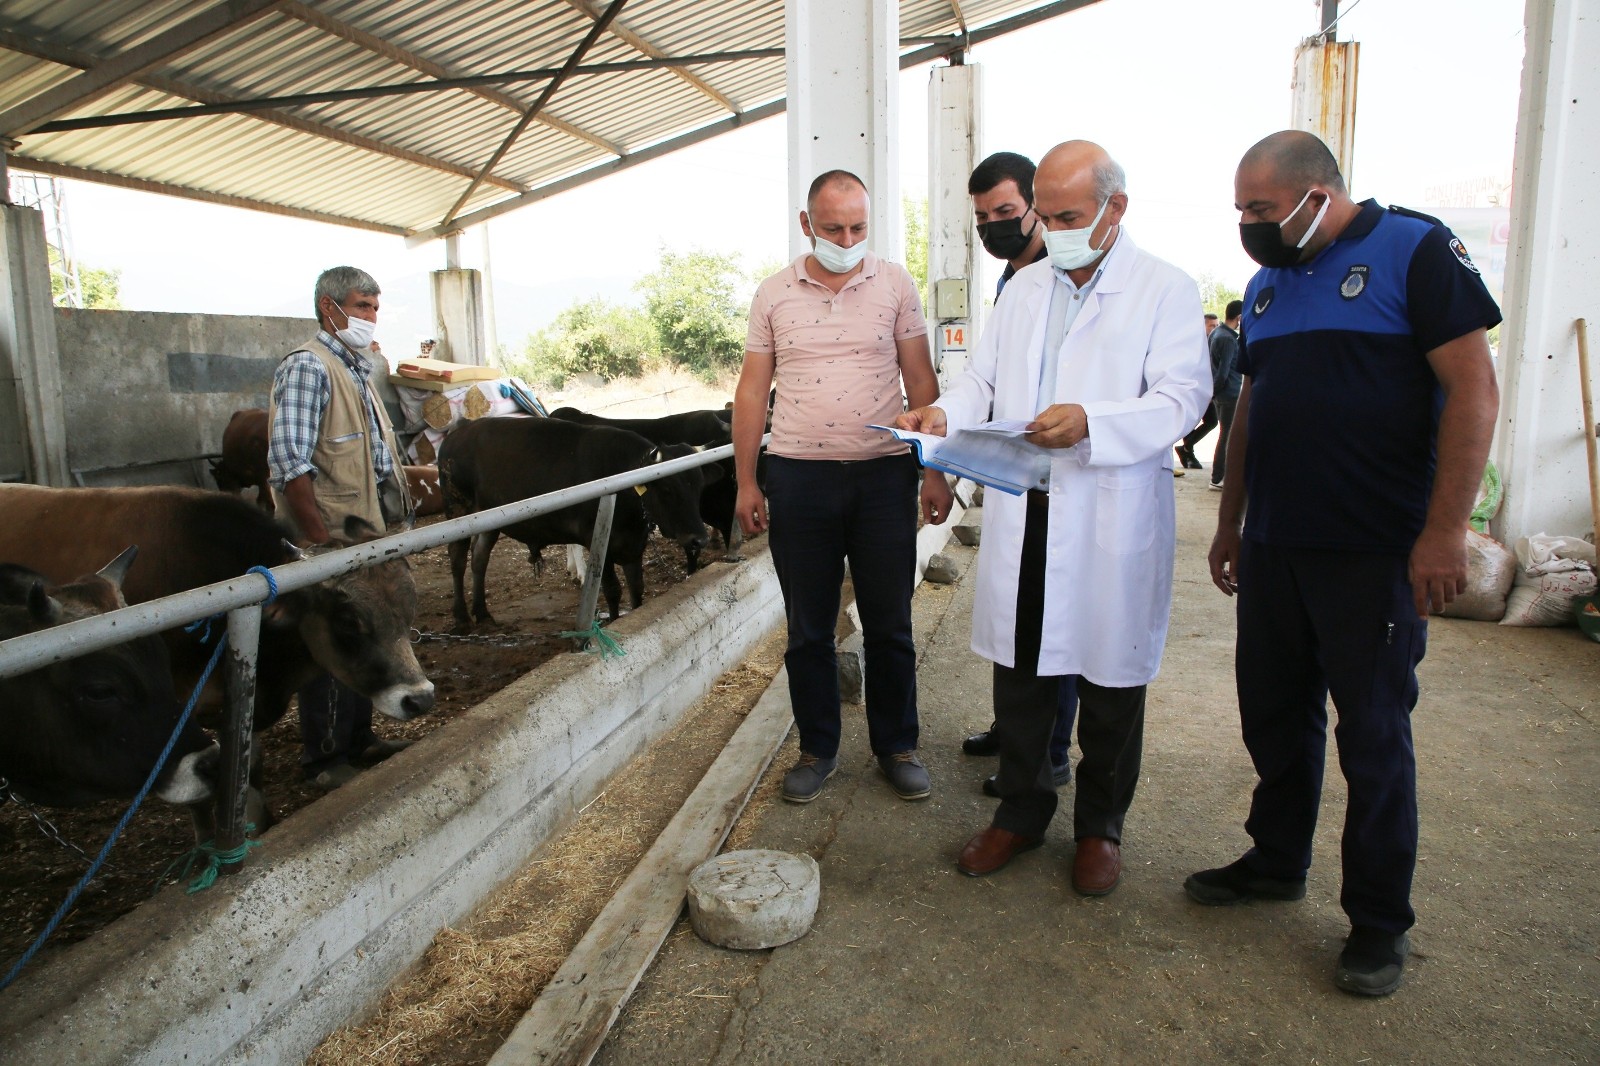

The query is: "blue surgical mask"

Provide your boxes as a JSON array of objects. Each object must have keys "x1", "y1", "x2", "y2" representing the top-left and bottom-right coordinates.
[
  {"x1": 1042, "y1": 198, "x2": 1112, "y2": 271},
  {"x1": 811, "y1": 233, "x2": 867, "y2": 274}
]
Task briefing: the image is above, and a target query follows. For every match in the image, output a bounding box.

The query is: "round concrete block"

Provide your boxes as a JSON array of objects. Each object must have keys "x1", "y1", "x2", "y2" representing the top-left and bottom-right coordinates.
[{"x1": 687, "y1": 850, "x2": 820, "y2": 950}]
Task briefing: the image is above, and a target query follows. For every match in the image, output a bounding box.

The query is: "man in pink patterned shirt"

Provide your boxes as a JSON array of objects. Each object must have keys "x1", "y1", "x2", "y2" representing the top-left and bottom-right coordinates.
[{"x1": 732, "y1": 170, "x2": 952, "y2": 804}]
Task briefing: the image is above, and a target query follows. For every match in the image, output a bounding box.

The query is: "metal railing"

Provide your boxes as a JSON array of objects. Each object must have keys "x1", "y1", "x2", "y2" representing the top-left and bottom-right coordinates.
[{"x1": 0, "y1": 437, "x2": 753, "y2": 877}]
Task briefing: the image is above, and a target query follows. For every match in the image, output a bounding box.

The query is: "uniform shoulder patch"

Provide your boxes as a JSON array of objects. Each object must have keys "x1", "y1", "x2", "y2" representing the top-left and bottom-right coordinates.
[
  {"x1": 1448, "y1": 237, "x2": 1482, "y2": 274},
  {"x1": 1340, "y1": 265, "x2": 1369, "y2": 299},
  {"x1": 1251, "y1": 286, "x2": 1275, "y2": 317}
]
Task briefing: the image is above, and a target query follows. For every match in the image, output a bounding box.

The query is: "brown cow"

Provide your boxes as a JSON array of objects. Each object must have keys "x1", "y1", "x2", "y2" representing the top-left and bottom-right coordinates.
[
  {"x1": 0, "y1": 485, "x2": 433, "y2": 819},
  {"x1": 209, "y1": 408, "x2": 272, "y2": 514}
]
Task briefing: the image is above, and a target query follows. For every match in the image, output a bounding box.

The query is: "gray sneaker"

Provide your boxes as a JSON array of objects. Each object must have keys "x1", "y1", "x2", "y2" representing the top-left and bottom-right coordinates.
[
  {"x1": 782, "y1": 753, "x2": 838, "y2": 803},
  {"x1": 878, "y1": 751, "x2": 931, "y2": 800}
]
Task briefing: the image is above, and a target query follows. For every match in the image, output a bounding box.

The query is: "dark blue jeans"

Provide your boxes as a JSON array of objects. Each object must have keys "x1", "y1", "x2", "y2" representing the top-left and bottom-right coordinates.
[
  {"x1": 766, "y1": 453, "x2": 920, "y2": 759},
  {"x1": 298, "y1": 674, "x2": 377, "y2": 777},
  {"x1": 1235, "y1": 540, "x2": 1426, "y2": 934}
]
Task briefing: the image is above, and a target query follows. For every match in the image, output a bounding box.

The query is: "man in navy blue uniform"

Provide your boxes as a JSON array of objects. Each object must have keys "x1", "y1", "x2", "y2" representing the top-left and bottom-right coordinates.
[
  {"x1": 1186, "y1": 131, "x2": 1501, "y2": 997},
  {"x1": 961, "y1": 151, "x2": 1079, "y2": 798}
]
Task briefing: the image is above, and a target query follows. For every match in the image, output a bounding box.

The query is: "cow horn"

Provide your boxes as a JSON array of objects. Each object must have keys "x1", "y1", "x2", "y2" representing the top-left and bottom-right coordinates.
[
  {"x1": 648, "y1": 446, "x2": 663, "y2": 464},
  {"x1": 95, "y1": 545, "x2": 139, "y2": 592},
  {"x1": 26, "y1": 581, "x2": 61, "y2": 625},
  {"x1": 281, "y1": 538, "x2": 308, "y2": 562}
]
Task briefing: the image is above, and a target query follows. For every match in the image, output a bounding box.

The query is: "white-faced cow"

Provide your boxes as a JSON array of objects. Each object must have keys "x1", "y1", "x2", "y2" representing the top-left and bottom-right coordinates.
[
  {"x1": 0, "y1": 550, "x2": 217, "y2": 810},
  {"x1": 0, "y1": 486, "x2": 434, "y2": 817},
  {"x1": 437, "y1": 417, "x2": 712, "y2": 632},
  {"x1": 548, "y1": 406, "x2": 763, "y2": 571}
]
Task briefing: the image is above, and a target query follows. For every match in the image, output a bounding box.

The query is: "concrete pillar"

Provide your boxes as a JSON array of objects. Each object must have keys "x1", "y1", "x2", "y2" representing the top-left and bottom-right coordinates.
[
  {"x1": 785, "y1": 0, "x2": 899, "y2": 260},
  {"x1": 1290, "y1": 39, "x2": 1360, "y2": 191},
  {"x1": 0, "y1": 204, "x2": 70, "y2": 485},
  {"x1": 429, "y1": 268, "x2": 487, "y2": 366},
  {"x1": 926, "y1": 62, "x2": 981, "y2": 387},
  {"x1": 1494, "y1": 0, "x2": 1600, "y2": 543}
]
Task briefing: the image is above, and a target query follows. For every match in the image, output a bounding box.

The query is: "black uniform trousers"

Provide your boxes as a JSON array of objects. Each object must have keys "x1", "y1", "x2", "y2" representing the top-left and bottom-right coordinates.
[
  {"x1": 1235, "y1": 539, "x2": 1426, "y2": 935},
  {"x1": 991, "y1": 491, "x2": 1146, "y2": 842}
]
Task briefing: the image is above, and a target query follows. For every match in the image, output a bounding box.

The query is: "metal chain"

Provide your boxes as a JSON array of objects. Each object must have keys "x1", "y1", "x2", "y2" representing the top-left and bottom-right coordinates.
[
  {"x1": 320, "y1": 682, "x2": 339, "y2": 755},
  {"x1": 1, "y1": 779, "x2": 96, "y2": 867}
]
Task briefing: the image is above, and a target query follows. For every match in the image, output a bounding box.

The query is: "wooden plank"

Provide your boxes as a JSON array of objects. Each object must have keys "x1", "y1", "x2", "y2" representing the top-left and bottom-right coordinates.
[{"x1": 488, "y1": 669, "x2": 795, "y2": 1066}]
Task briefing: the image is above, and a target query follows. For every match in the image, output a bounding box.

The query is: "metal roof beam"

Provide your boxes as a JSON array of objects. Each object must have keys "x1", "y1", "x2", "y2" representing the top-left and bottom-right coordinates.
[
  {"x1": 0, "y1": 30, "x2": 528, "y2": 195},
  {"x1": 278, "y1": 0, "x2": 624, "y2": 158},
  {"x1": 0, "y1": 0, "x2": 285, "y2": 137},
  {"x1": 562, "y1": 0, "x2": 741, "y2": 114},
  {"x1": 11, "y1": 155, "x2": 406, "y2": 235},
  {"x1": 23, "y1": 50, "x2": 785, "y2": 134},
  {"x1": 899, "y1": 0, "x2": 1101, "y2": 65},
  {"x1": 440, "y1": 0, "x2": 631, "y2": 230},
  {"x1": 407, "y1": 98, "x2": 786, "y2": 246}
]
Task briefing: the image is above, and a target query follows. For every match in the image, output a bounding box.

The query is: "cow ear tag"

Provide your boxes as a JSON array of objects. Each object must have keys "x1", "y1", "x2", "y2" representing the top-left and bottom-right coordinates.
[{"x1": 634, "y1": 484, "x2": 648, "y2": 496}]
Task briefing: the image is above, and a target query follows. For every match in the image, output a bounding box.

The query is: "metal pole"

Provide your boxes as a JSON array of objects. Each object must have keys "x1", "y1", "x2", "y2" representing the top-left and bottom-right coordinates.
[
  {"x1": 217, "y1": 604, "x2": 261, "y2": 873},
  {"x1": 1321, "y1": 0, "x2": 1339, "y2": 40},
  {"x1": 574, "y1": 493, "x2": 618, "y2": 644}
]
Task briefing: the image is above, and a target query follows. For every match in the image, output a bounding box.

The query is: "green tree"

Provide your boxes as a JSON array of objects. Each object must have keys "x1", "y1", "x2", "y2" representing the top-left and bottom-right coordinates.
[
  {"x1": 1195, "y1": 271, "x2": 1244, "y2": 318},
  {"x1": 47, "y1": 247, "x2": 122, "y2": 309},
  {"x1": 507, "y1": 297, "x2": 656, "y2": 387},
  {"x1": 902, "y1": 195, "x2": 929, "y2": 311},
  {"x1": 635, "y1": 249, "x2": 749, "y2": 379}
]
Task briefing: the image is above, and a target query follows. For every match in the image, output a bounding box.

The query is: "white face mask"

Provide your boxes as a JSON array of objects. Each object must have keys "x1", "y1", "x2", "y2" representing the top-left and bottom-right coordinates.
[
  {"x1": 1042, "y1": 198, "x2": 1112, "y2": 271},
  {"x1": 329, "y1": 301, "x2": 377, "y2": 350},
  {"x1": 811, "y1": 233, "x2": 867, "y2": 274}
]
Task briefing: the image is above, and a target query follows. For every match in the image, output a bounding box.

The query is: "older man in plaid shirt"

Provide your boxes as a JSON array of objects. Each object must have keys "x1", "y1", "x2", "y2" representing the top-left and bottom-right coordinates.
[{"x1": 267, "y1": 265, "x2": 413, "y2": 789}]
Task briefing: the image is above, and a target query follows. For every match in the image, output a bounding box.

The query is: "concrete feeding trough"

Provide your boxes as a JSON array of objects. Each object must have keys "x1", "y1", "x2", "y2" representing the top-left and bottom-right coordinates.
[{"x1": 686, "y1": 850, "x2": 821, "y2": 950}]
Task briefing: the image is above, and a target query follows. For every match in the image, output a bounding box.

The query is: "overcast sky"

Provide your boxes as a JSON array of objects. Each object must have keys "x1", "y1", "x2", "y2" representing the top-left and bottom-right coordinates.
[{"x1": 38, "y1": 0, "x2": 1524, "y2": 354}]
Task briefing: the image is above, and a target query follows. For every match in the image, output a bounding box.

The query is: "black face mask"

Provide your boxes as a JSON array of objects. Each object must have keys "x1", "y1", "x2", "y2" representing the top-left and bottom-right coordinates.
[
  {"x1": 1238, "y1": 221, "x2": 1305, "y2": 269},
  {"x1": 977, "y1": 214, "x2": 1037, "y2": 261}
]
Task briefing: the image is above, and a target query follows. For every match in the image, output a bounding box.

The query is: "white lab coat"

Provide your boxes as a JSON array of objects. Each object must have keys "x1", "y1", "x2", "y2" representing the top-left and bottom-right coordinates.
[{"x1": 939, "y1": 230, "x2": 1210, "y2": 686}]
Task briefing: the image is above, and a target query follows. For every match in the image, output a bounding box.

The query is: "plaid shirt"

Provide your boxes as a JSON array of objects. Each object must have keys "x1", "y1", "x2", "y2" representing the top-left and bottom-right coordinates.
[{"x1": 267, "y1": 330, "x2": 395, "y2": 488}]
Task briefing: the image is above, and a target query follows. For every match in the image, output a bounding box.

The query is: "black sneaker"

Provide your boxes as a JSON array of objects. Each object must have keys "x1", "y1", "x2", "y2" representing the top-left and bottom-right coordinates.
[
  {"x1": 1184, "y1": 856, "x2": 1307, "y2": 905},
  {"x1": 1335, "y1": 927, "x2": 1410, "y2": 996}
]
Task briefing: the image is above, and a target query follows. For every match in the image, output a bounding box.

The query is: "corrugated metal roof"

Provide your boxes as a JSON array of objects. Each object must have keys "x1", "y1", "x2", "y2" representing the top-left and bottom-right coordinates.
[{"x1": 0, "y1": 0, "x2": 1094, "y2": 240}]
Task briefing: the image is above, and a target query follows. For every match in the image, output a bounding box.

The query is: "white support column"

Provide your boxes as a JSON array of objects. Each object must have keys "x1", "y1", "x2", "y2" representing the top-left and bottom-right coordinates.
[
  {"x1": 430, "y1": 269, "x2": 488, "y2": 366},
  {"x1": 1290, "y1": 39, "x2": 1360, "y2": 191},
  {"x1": 1494, "y1": 0, "x2": 1600, "y2": 543},
  {"x1": 785, "y1": 0, "x2": 899, "y2": 260},
  {"x1": 0, "y1": 204, "x2": 69, "y2": 485},
  {"x1": 926, "y1": 62, "x2": 981, "y2": 387}
]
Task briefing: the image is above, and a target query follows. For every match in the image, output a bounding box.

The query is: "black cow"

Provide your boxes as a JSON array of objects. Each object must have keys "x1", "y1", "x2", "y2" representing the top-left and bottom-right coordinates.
[
  {"x1": 549, "y1": 405, "x2": 764, "y2": 571},
  {"x1": 438, "y1": 417, "x2": 712, "y2": 632},
  {"x1": 0, "y1": 550, "x2": 217, "y2": 809}
]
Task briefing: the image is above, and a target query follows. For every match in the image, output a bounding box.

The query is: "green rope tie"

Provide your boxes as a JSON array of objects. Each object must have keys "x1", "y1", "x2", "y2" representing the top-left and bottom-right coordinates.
[
  {"x1": 556, "y1": 618, "x2": 626, "y2": 660},
  {"x1": 159, "y1": 824, "x2": 264, "y2": 895}
]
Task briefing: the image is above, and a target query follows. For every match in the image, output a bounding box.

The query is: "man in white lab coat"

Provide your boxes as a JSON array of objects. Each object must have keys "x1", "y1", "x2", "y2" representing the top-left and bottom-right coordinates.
[{"x1": 899, "y1": 141, "x2": 1210, "y2": 896}]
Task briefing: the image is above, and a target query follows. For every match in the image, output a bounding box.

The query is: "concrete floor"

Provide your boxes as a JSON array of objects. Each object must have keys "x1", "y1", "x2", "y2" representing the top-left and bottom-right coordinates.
[{"x1": 598, "y1": 471, "x2": 1600, "y2": 1065}]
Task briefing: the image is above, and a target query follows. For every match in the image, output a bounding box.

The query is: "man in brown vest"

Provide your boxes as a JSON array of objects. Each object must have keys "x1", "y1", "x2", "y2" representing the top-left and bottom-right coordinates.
[{"x1": 267, "y1": 266, "x2": 414, "y2": 789}]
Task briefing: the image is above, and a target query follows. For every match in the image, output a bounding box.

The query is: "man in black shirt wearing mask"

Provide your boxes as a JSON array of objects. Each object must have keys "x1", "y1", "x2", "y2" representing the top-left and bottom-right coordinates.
[{"x1": 960, "y1": 151, "x2": 1078, "y2": 797}]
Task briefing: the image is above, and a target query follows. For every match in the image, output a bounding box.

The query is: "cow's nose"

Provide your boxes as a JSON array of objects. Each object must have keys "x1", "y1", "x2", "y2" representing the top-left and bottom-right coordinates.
[{"x1": 401, "y1": 689, "x2": 436, "y2": 717}]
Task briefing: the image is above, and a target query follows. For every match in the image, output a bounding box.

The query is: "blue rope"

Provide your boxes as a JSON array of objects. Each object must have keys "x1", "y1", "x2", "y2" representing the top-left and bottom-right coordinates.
[
  {"x1": 247, "y1": 565, "x2": 278, "y2": 605},
  {"x1": 0, "y1": 615, "x2": 231, "y2": 993}
]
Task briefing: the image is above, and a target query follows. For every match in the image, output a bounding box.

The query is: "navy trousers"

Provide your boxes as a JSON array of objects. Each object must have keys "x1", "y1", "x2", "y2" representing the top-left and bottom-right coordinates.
[
  {"x1": 766, "y1": 453, "x2": 920, "y2": 760},
  {"x1": 1235, "y1": 539, "x2": 1427, "y2": 934},
  {"x1": 992, "y1": 491, "x2": 1145, "y2": 842},
  {"x1": 298, "y1": 674, "x2": 378, "y2": 776}
]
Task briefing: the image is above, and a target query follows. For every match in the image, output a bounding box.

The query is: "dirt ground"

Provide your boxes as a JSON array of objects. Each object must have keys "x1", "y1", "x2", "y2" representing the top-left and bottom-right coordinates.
[{"x1": 0, "y1": 370, "x2": 747, "y2": 976}]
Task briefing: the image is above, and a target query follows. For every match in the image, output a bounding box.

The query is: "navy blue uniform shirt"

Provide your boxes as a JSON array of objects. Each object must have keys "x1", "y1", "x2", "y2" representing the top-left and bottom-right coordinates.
[{"x1": 1238, "y1": 200, "x2": 1502, "y2": 554}]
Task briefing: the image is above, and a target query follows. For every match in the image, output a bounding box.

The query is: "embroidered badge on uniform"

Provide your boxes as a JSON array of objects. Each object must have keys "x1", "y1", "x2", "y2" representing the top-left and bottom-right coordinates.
[
  {"x1": 1340, "y1": 265, "x2": 1369, "y2": 299},
  {"x1": 1252, "y1": 286, "x2": 1275, "y2": 317},
  {"x1": 1449, "y1": 238, "x2": 1481, "y2": 274}
]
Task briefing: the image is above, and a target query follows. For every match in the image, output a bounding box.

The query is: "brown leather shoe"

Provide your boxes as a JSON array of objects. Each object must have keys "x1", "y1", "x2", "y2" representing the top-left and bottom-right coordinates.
[
  {"x1": 957, "y1": 826, "x2": 1043, "y2": 877},
  {"x1": 1072, "y1": 837, "x2": 1122, "y2": 896}
]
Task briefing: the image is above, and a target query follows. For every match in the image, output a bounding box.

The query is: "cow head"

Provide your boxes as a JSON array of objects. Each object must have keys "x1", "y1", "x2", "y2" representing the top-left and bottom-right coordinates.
[
  {"x1": 640, "y1": 445, "x2": 711, "y2": 556},
  {"x1": 209, "y1": 457, "x2": 248, "y2": 494},
  {"x1": 273, "y1": 527, "x2": 435, "y2": 722},
  {"x1": 0, "y1": 549, "x2": 218, "y2": 808}
]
